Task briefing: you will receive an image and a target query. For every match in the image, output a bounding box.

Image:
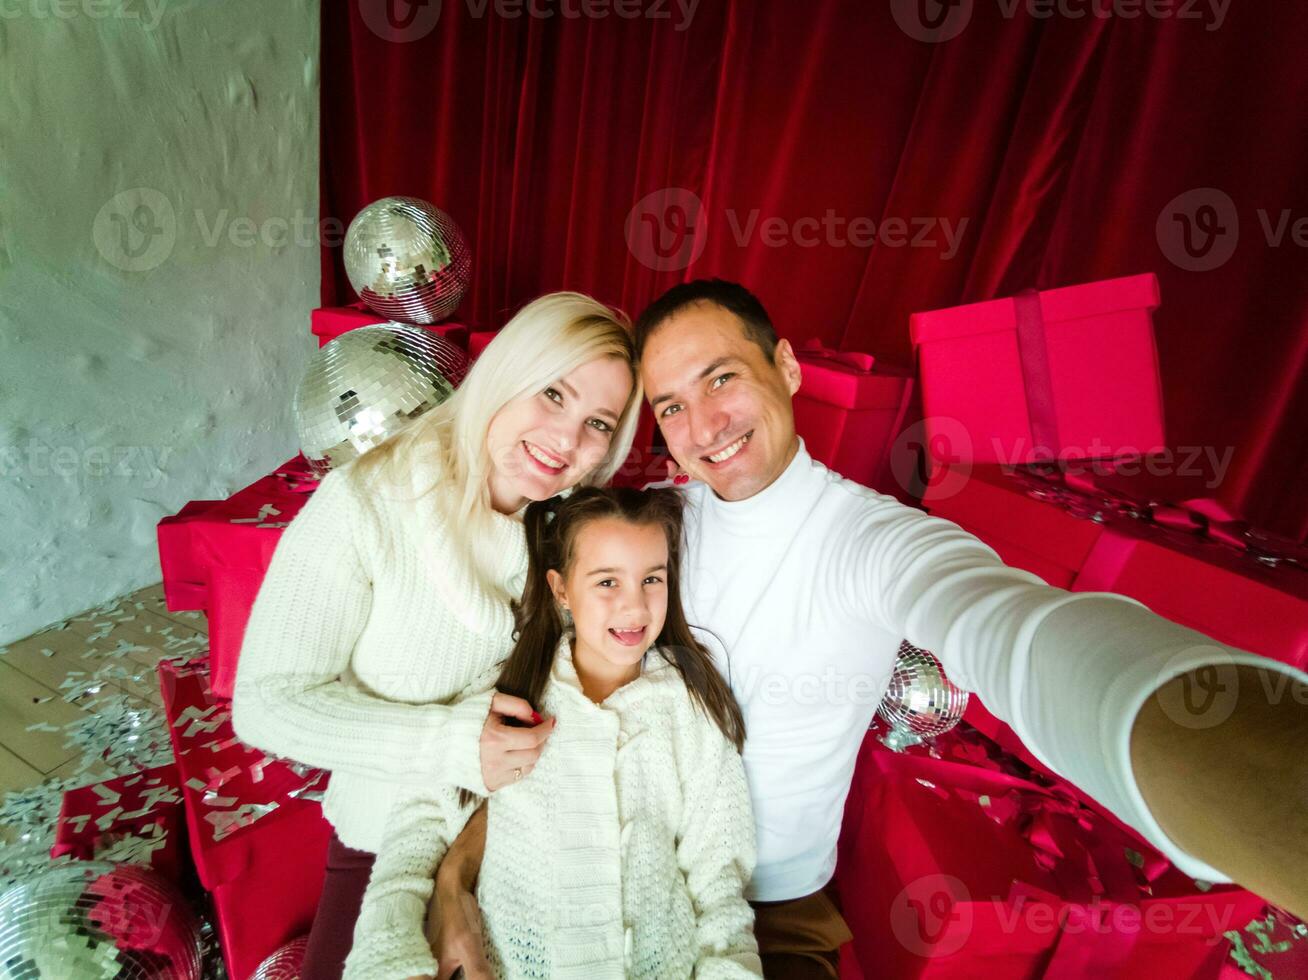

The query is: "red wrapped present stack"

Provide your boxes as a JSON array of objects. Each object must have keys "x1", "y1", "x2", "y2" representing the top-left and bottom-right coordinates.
[
  {"x1": 834, "y1": 722, "x2": 1271, "y2": 979},
  {"x1": 910, "y1": 274, "x2": 1166, "y2": 467},
  {"x1": 158, "y1": 656, "x2": 333, "y2": 980},
  {"x1": 311, "y1": 302, "x2": 470, "y2": 351}
]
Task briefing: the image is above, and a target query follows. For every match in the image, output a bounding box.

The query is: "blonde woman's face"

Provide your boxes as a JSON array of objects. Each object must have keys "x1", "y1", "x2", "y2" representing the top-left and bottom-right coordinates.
[{"x1": 485, "y1": 355, "x2": 633, "y2": 512}]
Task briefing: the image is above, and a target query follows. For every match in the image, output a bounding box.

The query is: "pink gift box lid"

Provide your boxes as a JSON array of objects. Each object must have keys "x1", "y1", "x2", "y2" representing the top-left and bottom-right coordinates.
[{"x1": 909, "y1": 273, "x2": 1160, "y2": 346}]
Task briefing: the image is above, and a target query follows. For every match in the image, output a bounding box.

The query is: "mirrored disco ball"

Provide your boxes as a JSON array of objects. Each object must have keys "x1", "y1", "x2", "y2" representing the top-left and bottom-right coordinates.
[
  {"x1": 294, "y1": 324, "x2": 469, "y2": 477},
  {"x1": 250, "y1": 935, "x2": 309, "y2": 979},
  {"x1": 0, "y1": 861, "x2": 202, "y2": 979},
  {"x1": 344, "y1": 196, "x2": 471, "y2": 324},
  {"x1": 876, "y1": 641, "x2": 969, "y2": 752}
]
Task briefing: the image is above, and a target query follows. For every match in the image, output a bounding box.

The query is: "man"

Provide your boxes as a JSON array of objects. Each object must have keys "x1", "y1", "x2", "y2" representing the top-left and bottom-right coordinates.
[{"x1": 434, "y1": 279, "x2": 1308, "y2": 979}]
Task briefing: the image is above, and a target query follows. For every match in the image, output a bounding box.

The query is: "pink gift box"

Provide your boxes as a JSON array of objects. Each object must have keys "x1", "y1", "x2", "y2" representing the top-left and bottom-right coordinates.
[
  {"x1": 921, "y1": 464, "x2": 1104, "y2": 589},
  {"x1": 159, "y1": 657, "x2": 332, "y2": 980},
  {"x1": 794, "y1": 344, "x2": 915, "y2": 494},
  {"x1": 910, "y1": 274, "x2": 1165, "y2": 466},
  {"x1": 834, "y1": 725, "x2": 1266, "y2": 978},
  {"x1": 311, "y1": 302, "x2": 470, "y2": 351}
]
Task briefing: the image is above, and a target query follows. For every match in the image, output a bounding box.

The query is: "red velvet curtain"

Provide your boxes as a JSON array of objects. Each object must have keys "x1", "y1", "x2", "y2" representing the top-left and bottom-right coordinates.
[{"x1": 322, "y1": 0, "x2": 1308, "y2": 541}]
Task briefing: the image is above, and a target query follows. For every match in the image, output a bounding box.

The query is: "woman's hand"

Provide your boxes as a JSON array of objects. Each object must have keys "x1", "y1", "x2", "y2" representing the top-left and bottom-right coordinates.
[{"x1": 479, "y1": 692, "x2": 556, "y2": 792}]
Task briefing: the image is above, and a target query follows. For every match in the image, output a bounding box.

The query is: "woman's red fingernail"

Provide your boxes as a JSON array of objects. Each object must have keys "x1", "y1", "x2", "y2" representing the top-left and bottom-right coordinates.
[
  {"x1": 673, "y1": 473, "x2": 689, "y2": 485},
  {"x1": 530, "y1": 711, "x2": 543, "y2": 725}
]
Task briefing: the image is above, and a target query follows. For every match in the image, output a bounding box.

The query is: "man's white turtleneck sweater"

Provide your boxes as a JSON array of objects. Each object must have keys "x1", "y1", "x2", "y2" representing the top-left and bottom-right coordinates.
[{"x1": 674, "y1": 437, "x2": 1308, "y2": 902}]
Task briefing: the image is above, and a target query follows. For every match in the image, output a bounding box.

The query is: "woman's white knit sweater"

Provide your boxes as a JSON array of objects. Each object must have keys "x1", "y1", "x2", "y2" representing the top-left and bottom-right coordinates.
[
  {"x1": 230, "y1": 452, "x2": 528, "y2": 854},
  {"x1": 343, "y1": 633, "x2": 762, "y2": 980}
]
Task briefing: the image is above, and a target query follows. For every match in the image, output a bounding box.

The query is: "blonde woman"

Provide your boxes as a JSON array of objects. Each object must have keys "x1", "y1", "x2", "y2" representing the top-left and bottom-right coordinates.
[{"x1": 231, "y1": 292, "x2": 642, "y2": 980}]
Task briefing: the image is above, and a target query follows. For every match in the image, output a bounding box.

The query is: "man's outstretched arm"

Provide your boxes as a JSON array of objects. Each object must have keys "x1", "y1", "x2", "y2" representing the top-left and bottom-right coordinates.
[
  {"x1": 844, "y1": 499, "x2": 1308, "y2": 916},
  {"x1": 428, "y1": 802, "x2": 490, "y2": 980}
]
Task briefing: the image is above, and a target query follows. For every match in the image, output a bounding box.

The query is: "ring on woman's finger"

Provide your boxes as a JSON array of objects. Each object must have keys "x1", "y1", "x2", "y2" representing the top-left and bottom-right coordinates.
[{"x1": 513, "y1": 766, "x2": 523, "y2": 781}]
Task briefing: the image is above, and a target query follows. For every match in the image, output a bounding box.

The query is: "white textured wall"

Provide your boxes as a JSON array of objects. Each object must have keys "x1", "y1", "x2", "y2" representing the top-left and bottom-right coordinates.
[{"x1": 0, "y1": 0, "x2": 321, "y2": 644}]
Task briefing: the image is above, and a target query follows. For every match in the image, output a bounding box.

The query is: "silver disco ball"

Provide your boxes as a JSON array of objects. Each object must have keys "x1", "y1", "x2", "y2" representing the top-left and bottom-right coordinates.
[
  {"x1": 0, "y1": 861, "x2": 202, "y2": 979},
  {"x1": 250, "y1": 935, "x2": 309, "y2": 979},
  {"x1": 294, "y1": 323, "x2": 469, "y2": 477},
  {"x1": 344, "y1": 196, "x2": 471, "y2": 324},
  {"x1": 876, "y1": 641, "x2": 969, "y2": 752}
]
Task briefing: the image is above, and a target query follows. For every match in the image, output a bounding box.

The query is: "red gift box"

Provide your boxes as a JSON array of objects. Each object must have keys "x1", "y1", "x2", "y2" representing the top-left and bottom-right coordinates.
[
  {"x1": 52, "y1": 763, "x2": 189, "y2": 882},
  {"x1": 311, "y1": 303, "x2": 470, "y2": 351},
  {"x1": 834, "y1": 725, "x2": 1266, "y2": 978},
  {"x1": 910, "y1": 274, "x2": 1165, "y2": 467},
  {"x1": 156, "y1": 499, "x2": 222, "y2": 612},
  {"x1": 159, "y1": 656, "x2": 332, "y2": 980},
  {"x1": 158, "y1": 457, "x2": 317, "y2": 699},
  {"x1": 794, "y1": 343, "x2": 915, "y2": 494}
]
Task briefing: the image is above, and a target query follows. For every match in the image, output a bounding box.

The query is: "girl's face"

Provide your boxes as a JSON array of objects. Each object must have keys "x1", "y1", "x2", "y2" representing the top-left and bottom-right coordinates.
[
  {"x1": 485, "y1": 356, "x2": 634, "y2": 513},
  {"x1": 548, "y1": 517, "x2": 669, "y2": 673}
]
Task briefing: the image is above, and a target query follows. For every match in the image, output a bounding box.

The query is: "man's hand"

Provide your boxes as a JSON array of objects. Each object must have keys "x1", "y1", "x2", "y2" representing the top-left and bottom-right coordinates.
[
  {"x1": 1131, "y1": 663, "x2": 1308, "y2": 917},
  {"x1": 480, "y1": 692, "x2": 555, "y2": 792},
  {"x1": 429, "y1": 804, "x2": 492, "y2": 980}
]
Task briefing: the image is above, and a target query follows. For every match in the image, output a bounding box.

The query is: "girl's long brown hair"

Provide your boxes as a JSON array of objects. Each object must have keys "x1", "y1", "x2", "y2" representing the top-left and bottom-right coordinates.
[{"x1": 498, "y1": 485, "x2": 746, "y2": 751}]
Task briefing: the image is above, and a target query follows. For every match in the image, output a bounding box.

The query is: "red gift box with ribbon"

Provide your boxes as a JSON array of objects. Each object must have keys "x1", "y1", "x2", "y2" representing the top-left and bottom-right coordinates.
[
  {"x1": 834, "y1": 724, "x2": 1268, "y2": 978},
  {"x1": 793, "y1": 342, "x2": 915, "y2": 493},
  {"x1": 52, "y1": 763, "x2": 189, "y2": 882},
  {"x1": 910, "y1": 274, "x2": 1166, "y2": 467},
  {"x1": 310, "y1": 303, "x2": 470, "y2": 351},
  {"x1": 157, "y1": 457, "x2": 319, "y2": 700},
  {"x1": 159, "y1": 656, "x2": 333, "y2": 980}
]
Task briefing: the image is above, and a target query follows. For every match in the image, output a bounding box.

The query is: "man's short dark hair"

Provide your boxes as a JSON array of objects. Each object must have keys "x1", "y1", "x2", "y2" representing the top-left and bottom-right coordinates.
[{"x1": 634, "y1": 279, "x2": 779, "y2": 362}]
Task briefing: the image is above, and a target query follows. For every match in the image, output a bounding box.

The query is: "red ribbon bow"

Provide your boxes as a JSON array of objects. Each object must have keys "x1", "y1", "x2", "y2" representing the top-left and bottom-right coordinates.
[{"x1": 799, "y1": 339, "x2": 876, "y2": 373}]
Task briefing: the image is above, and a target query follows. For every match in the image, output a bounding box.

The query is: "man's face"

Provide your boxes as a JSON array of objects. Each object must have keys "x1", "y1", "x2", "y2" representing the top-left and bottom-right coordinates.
[{"x1": 641, "y1": 301, "x2": 802, "y2": 501}]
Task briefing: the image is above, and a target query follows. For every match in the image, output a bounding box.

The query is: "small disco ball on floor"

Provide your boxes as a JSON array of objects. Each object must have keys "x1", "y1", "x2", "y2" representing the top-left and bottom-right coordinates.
[
  {"x1": 344, "y1": 196, "x2": 471, "y2": 324},
  {"x1": 876, "y1": 641, "x2": 969, "y2": 751},
  {"x1": 294, "y1": 323, "x2": 468, "y2": 477},
  {"x1": 0, "y1": 860, "x2": 203, "y2": 979}
]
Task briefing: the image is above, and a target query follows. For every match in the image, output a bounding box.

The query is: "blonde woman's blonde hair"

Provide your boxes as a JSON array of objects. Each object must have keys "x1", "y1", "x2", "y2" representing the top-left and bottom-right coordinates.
[{"x1": 355, "y1": 291, "x2": 642, "y2": 606}]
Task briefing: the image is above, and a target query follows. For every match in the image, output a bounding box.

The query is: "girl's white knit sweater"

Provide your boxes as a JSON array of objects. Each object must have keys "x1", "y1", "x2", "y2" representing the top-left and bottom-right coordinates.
[
  {"x1": 230, "y1": 453, "x2": 527, "y2": 854},
  {"x1": 343, "y1": 633, "x2": 762, "y2": 980}
]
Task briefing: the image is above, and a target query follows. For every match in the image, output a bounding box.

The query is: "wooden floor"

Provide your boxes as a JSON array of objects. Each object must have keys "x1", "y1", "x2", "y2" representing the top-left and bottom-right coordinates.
[{"x1": 0, "y1": 583, "x2": 209, "y2": 799}]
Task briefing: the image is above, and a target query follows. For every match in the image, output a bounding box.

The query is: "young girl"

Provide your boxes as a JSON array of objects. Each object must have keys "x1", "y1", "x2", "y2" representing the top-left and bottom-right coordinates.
[
  {"x1": 343, "y1": 486, "x2": 762, "y2": 979},
  {"x1": 231, "y1": 292, "x2": 643, "y2": 979}
]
